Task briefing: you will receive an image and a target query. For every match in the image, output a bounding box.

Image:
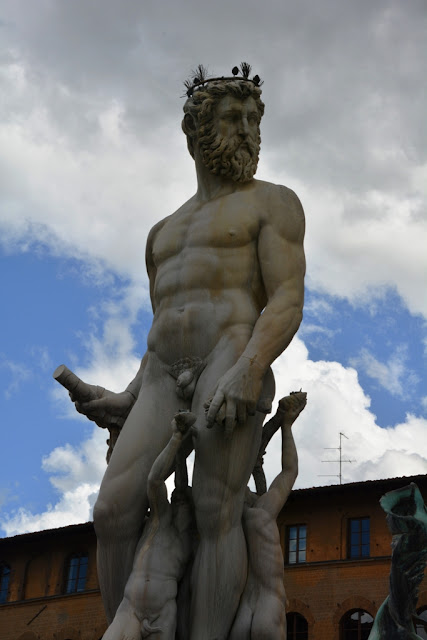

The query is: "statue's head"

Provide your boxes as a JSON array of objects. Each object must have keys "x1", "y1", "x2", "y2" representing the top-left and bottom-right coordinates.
[{"x1": 182, "y1": 71, "x2": 265, "y2": 183}]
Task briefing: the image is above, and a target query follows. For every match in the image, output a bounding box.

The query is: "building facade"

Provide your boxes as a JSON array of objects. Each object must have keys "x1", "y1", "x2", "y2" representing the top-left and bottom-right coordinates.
[
  {"x1": 0, "y1": 523, "x2": 106, "y2": 640},
  {"x1": 280, "y1": 474, "x2": 427, "y2": 639},
  {"x1": 1, "y1": 474, "x2": 426, "y2": 640}
]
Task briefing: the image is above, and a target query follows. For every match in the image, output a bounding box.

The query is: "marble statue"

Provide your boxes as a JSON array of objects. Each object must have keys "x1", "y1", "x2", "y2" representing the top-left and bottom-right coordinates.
[
  {"x1": 230, "y1": 391, "x2": 306, "y2": 640},
  {"x1": 103, "y1": 411, "x2": 196, "y2": 640},
  {"x1": 368, "y1": 483, "x2": 427, "y2": 640},
  {"x1": 55, "y1": 63, "x2": 306, "y2": 640}
]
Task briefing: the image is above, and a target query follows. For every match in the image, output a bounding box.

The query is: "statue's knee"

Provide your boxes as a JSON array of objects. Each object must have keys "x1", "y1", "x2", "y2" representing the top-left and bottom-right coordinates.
[
  {"x1": 93, "y1": 495, "x2": 118, "y2": 533},
  {"x1": 94, "y1": 492, "x2": 146, "y2": 539}
]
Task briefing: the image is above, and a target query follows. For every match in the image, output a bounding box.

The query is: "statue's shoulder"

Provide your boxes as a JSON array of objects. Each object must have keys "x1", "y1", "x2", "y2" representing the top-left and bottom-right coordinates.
[
  {"x1": 147, "y1": 216, "x2": 171, "y2": 242},
  {"x1": 147, "y1": 196, "x2": 197, "y2": 247},
  {"x1": 254, "y1": 180, "x2": 305, "y2": 238}
]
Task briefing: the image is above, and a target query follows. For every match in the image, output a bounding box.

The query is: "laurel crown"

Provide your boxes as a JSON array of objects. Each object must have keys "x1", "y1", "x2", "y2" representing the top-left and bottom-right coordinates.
[{"x1": 184, "y1": 63, "x2": 263, "y2": 98}]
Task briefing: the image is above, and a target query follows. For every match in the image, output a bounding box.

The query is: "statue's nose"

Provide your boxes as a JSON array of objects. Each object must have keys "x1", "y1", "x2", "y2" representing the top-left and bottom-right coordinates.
[{"x1": 238, "y1": 117, "x2": 249, "y2": 137}]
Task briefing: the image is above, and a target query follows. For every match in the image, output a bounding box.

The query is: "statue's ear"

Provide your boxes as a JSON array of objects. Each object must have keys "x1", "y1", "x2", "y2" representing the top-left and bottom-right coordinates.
[{"x1": 183, "y1": 113, "x2": 197, "y2": 136}]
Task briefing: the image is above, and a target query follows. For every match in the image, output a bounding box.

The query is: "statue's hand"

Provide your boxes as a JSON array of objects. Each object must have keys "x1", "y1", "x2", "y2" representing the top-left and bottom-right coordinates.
[
  {"x1": 278, "y1": 391, "x2": 307, "y2": 424},
  {"x1": 205, "y1": 359, "x2": 263, "y2": 438},
  {"x1": 171, "y1": 411, "x2": 197, "y2": 437},
  {"x1": 74, "y1": 389, "x2": 135, "y2": 430}
]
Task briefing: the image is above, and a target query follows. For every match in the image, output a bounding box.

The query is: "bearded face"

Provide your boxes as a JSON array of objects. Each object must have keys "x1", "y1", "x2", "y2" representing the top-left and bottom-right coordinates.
[
  {"x1": 199, "y1": 129, "x2": 260, "y2": 182},
  {"x1": 196, "y1": 95, "x2": 261, "y2": 182}
]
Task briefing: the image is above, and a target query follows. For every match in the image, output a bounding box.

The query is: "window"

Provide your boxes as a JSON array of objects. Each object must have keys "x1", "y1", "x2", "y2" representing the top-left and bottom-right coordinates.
[
  {"x1": 416, "y1": 607, "x2": 427, "y2": 639},
  {"x1": 286, "y1": 524, "x2": 307, "y2": 564},
  {"x1": 348, "y1": 518, "x2": 370, "y2": 559},
  {"x1": 0, "y1": 563, "x2": 10, "y2": 603},
  {"x1": 286, "y1": 612, "x2": 308, "y2": 639},
  {"x1": 340, "y1": 609, "x2": 373, "y2": 640},
  {"x1": 64, "y1": 553, "x2": 88, "y2": 593}
]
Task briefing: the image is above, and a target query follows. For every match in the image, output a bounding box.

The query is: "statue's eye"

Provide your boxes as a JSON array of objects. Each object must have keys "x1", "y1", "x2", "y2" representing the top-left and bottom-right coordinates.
[{"x1": 222, "y1": 113, "x2": 238, "y2": 122}]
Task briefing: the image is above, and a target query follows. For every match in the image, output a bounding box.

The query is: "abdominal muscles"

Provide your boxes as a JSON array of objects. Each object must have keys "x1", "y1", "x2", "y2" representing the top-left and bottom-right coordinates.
[{"x1": 147, "y1": 291, "x2": 260, "y2": 365}]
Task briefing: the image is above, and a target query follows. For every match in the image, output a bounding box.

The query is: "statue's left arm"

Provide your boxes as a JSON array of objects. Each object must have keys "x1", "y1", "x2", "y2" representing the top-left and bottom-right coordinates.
[
  {"x1": 207, "y1": 186, "x2": 305, "y2": 435},
  {"x1": 256, "y1": 393, "x2": 307, "y2": 517}
]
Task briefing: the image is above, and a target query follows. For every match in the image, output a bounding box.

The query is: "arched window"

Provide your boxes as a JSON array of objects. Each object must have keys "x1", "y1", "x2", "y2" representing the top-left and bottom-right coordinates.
[
  {"x1": 286, "y1": 612, "x2": 308, "y2": 639},
  {"x1": 64, "y1": 553, "x2": 88, "y2": 594},
  {"x1": 0, "y1": 563, "x2": 10, "y2": 603},
  {"x1": 416, "y1": 607, "x2": 427, "y2": 639},
  {"x1": 340, "y1": 609, "x2": 373, "y2": 640}
]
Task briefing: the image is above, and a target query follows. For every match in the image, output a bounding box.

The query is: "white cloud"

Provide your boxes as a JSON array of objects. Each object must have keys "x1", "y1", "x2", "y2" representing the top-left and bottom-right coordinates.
[
  {"x1": 299, "y1": 324, "x2": 337, "y2": 339},
  {"x1": 51, "y1": 282, "x2": 145, "y2": 421},
  {"x1": 276, "y1": 180, "x2": 427, "y2": 319},
  {"x1": 3, "y1": 336, "x2": 426, "y2": 535},
  {"x1": 303, "y1": 297, "x2": 334, "y2": 319},
  {"x1": 265, "y1": 337, "x2": 427, "y2": 489},
  {"x1": 0, "y1": 0, "x2": 426, "y2": 319},
  {"x1": 0, "y1": 354, "x2": 31, "y2": 399},
  {"x1": 350, "y1": 345, "x2": 419, "y2": 398},
  {"x1": 1, "y1": 427, "x2": 106, "y2": 537},
  {"x1": 29, "y1": 346, "x2": 53, "y2": 373},
  {"x1": 0, "y1": 53, "x2": 194, "y2": 285},
  {"x1": 0, "y1": 0, "x2": 425, "y2": 536}
]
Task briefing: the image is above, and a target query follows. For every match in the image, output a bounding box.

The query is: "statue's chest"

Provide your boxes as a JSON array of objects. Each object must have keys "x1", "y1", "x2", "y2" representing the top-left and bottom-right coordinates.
[{"x1": 153, "y1": 202, "x2": 259, "y2": 265}]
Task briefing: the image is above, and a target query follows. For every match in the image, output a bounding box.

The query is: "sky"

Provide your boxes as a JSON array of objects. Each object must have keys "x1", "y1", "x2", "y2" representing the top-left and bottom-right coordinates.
[{"x1": 0, "y1": 0, "x2": 426, "y2": 537}]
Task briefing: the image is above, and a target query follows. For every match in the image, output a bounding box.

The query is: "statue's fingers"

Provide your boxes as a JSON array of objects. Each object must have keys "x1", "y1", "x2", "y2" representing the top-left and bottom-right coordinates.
[
  {"x1": 206, "y1": 391, "x2": 225, "y2": 426},
  {"x1": 224, "y1": 401, "x2": 237, "y2": 438},
  {"x1": 236, "y1": 400, "x2": 247, "y2": 425},
  {"x1": 109, "y1": 415, "x2": 125, "y2": 429},
  {"x1": 74, "y1": 401, "x2": 87, "y2": 415},
  {"x1": 247, "y1": 400, "x2": 257, "y2": 417},
  {"x1": 76, "y1": 398, "x2": 107, "y2": 417},
  {"x1": 216, "y1": 404, "x2": 226, "y2": 425}
]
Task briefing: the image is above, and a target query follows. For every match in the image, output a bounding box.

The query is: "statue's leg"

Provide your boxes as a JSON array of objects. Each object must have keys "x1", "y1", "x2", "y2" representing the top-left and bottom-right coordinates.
[
  {"x1": 250, "y1": 592, "x2": 286, "y2": 640},
  {"x1": 94, "y1": 356, "x2": 186, "y2": 622},
  {"x1": 143, "y1": 599, "x2": 177, "y2": 640},
  {"x1": 188, "y1": 346, "x2": 272, "y2": 640},
  {"x1": 102, "y1": 598, "x2": 140, "y2": 640},
  {"x1": 228, "y1": 597, "x2": 254, "y2": 640}
]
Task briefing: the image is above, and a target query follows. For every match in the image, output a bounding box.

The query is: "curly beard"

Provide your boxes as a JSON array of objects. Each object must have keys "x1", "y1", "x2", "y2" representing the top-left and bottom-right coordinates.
[{"x1": 199, "y1": 131, "x2": 260, "y2": 183}]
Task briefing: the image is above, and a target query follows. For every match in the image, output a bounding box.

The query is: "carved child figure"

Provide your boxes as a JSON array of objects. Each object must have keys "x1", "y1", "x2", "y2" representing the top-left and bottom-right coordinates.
[
  {"x1": 230, "y1": 392, "x2": 307, "y2": 640},
  {"x1": 102, "y1": 412, "x2": 196, "y2": 640}
]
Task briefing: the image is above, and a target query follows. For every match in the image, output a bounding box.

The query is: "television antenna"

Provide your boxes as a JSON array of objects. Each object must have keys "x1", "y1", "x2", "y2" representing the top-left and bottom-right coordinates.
[{"x1": 319, "y1": 432, "x2": 355, "y2": 485}]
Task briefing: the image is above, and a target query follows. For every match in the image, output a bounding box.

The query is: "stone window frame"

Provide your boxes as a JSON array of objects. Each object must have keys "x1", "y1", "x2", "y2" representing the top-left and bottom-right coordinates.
[
  {"x1": 416, "y1": 606, "x2": 427, "y2": 639},
  {"x1": 285, "y1": 523, "x2": 307, "y2": 565},
  {"x1": 63, "y1": 552, "x2": 89, "y2": 594},
  {"x1": 340, "y1": 608, "x2": 374, "y2": 640},
  {"x1": 347, "y1": 517, "x2": 370, "y2": 559},
  {"x1": 0, "y1": 562, "x2": 10, "y2": 603},
  {"x1": 286, "y1": 611, "x2": 308, "y2": 639}
]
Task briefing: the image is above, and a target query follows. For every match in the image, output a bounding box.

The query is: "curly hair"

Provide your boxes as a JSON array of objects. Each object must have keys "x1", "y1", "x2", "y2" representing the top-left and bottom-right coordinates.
[{"x1": 182, "y1": 79, "x2": 265, "y2": 158}]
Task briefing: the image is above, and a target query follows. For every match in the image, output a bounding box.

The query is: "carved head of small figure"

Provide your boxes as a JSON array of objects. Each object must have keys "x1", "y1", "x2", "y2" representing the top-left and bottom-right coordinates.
[{"x1": 182, "y1": 77, "x2": 265, "y2": 183}]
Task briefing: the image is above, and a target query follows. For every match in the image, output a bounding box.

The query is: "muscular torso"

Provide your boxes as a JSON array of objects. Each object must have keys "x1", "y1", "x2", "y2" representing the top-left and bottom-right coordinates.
[
  {"x1": 243, "y1": 506, "x2": 286, "y2": 591},
  {"x1": 147, "y1": 181, "x2": 270, "y2": 365},
  {"x1": 125, "y1": 515, "x2": 188, "y2": 616}
]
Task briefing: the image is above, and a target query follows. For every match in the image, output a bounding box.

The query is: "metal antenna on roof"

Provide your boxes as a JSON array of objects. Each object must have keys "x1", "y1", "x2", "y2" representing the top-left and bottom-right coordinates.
[{"x1": 319, "y1": 432, "x2": 355, "y2": 485}]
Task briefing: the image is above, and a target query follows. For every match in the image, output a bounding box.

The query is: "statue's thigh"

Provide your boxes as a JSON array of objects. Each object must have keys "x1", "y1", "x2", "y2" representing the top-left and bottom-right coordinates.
[
  {"x1": 99, "y1": 372, "x2": 186, "y2": 511},
  {"x1": 251, "y1": 594, "x2": 286, "y2": 640},
  {"x1": 190, "y1": 361, "x2": 264, "y2": 498}
]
